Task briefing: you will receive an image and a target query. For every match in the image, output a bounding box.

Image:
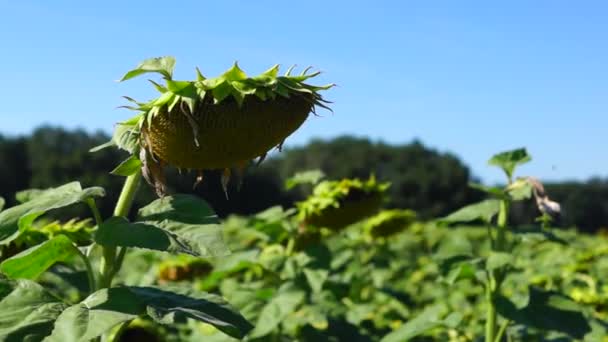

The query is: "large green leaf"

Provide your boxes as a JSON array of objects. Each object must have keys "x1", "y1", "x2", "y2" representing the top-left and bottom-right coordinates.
[
  {"x1": 439, "y1": 199, "x2": 501, "y2": 224},
  {"x1": 46, "y1": 286, "x2": 253, "y2": 341},
  {"x1": 94, "y1": 217, "x2": 227, "y2": 257},
  {"x1": 380, "y1": 305, "x2": 461, "y2": 342},
  {"x1": 45, "y1": 287, "x2": 145, "y2": 342},
  {"x1": 0, "y1": 198, "x2": 4, "y2": 212},
  {"x1": 495, "y1": 287, "x2": 591, "y2": 338},
  {"x1": 0, "y1": 182, "x2": 105, "y2": 246},
  {"x1": 0, "y1": 235, "x2": 80, "y2": 280},
  {"x1": 488, "y1": 148, "x2": 531, "y2": 180},
  {"x1": 485, "y1": 251, "x2": 513, "y2": 271},
  {"x1": 249, "y1": 284, "x2": 306, "y2": 338},
  {"x1": 94, "y1": 195, "x2": 229, "y2": 257},
  {"x1": 0, "y1": 279, "x2": 68, "y2": 342}
]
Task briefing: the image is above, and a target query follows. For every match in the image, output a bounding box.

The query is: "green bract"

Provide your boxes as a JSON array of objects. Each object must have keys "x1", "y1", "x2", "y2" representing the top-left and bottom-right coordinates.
[{"x1": 297, "y1": 176, "x2": 390, "y2": 230}]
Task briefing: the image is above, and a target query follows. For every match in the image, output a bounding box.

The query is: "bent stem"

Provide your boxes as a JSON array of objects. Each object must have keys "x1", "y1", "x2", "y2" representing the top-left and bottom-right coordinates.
[{"x1": 97, "y1": 171, "x2": 142, "y2": 289}]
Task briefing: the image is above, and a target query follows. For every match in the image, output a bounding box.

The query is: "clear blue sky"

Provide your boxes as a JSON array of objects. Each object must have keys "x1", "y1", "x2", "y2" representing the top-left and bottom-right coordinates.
[{"x1": 1, "y1": 1, "x2": 606, "y2": 183}]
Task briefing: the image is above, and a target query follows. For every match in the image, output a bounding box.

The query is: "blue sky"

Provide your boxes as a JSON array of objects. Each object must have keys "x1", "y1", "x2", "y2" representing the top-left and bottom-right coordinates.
[{"x1": 1, "y1": 1, "x2": 606, "y2": 183}]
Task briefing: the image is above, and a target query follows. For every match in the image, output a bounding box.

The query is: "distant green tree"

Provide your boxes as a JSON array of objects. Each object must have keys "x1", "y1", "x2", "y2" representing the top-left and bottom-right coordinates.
[
  {"x1": 1, "y1": 127, "x2": 605, "y2": 231},
  {"x1": 0, "y1": 135, "x2": 30, "y2": 206}
]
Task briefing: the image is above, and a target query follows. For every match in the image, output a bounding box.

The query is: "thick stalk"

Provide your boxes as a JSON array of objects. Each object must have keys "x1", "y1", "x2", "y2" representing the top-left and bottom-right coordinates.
[
  {"x1": 97, "y1": 171, "x2": 142, "y2": 289},
  {"x1": 486, "y1": 199, "x2": 510, "y2": 342}
]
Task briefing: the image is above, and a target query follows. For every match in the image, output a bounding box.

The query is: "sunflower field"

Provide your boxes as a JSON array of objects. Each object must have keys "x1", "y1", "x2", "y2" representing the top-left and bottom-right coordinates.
[{"x1": 0, "y1": 57, "x2": 607, "y2": 342}]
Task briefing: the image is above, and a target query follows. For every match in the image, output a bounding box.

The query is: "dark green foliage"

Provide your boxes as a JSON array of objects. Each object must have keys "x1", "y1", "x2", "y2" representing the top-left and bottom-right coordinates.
[{"x1": 0, "y1": 127, "x2": 606, "y2": 231}]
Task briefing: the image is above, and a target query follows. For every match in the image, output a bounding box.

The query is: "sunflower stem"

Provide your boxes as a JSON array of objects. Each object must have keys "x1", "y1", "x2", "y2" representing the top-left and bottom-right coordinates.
[{"x1": 97, "y1": 171, "x2": 141, "y2": 289}]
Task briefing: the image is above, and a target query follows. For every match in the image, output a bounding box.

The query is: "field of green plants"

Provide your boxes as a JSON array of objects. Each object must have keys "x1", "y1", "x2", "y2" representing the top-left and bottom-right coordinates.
[{"x1": 0, "y1": 57, "x2": 607, "y2": 341}]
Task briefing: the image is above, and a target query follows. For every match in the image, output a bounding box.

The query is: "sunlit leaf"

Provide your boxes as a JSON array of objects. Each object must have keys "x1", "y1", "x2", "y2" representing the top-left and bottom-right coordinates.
[
  {"x1": 439, "y1": 199, "x2": 501, "y2": 224},
  {"x1": 0, "y1": 182, "x2": 105, "y2": 246},
  {"x1": 0, "y1": 235, "x2": 80, "y2": 280},
  {"x1": 119, "y1": 56, "x2": 176, "y2": 81},
  {"x1": 110, "y1": 155, "x2": 142, "y2": 177},
  {"x1": 488, "y1": 148, "x2": 531, "y2": 180}
]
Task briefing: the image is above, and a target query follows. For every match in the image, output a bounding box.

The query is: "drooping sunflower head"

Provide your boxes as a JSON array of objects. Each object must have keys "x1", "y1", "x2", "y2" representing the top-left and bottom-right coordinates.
[
  {"x1": 95, "y1": 57, "x2": 334, "y2": 196},
  {"x1": 364, "y1": 209, "x2": 417, "y2": 238},
  {"x1": 296, "y1": 176, "x2": 390, "y2": 231}
]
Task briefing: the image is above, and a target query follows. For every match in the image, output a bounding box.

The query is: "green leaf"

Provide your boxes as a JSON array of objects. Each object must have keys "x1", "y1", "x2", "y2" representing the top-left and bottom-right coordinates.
[
  {"x1": 222, "y1": 62, "x2": 247, "y2": 81},
  {"x1": 445, "y1": 262, "x2": 477, "y2": 285},
  {"x1": 261, "y1": 64, "x2": 279, "y2": 78},
  {"x1": 488, "y1": 148, "x2": 531, "y2": 180},
  {"x1": 511, "y1": 226, "x2": 568, "y2": 245},
  {"x1": 439, "y1": 199, "x2": 501, "y2": 224},
  {"x1": 435, "y1": 233, "x2": 473, "y2": 260},
  {"x1": 0, "y1": 235, "x2": 80, "y2": 280},
  {"x1": 249, "y1": 285, "x2": 306, "y2": 338},
  {"x1": 485, "y1": 251, "x2": 513, "y2": 271},
  {"x1": 45, "y1": 287, "x2": 143, "y2": 342},
  {"x1": 94, "y1": 217, "x2": 225, "y2": 257},
  {"x1": 285, "y1": 170, "x2": 326, "y2": 190},
  {"x1": 0, "y1": 197, "x2": 4, "y2": 212},
  {"x1": 0, "y1": 279, "x2": 69, "y2": 342},
  {"x1": 495, "y1": 287, "x2": 591, "y2": 338},
  {"x1": 137, "y1": 194, "x2": 218, "y2": 225},
  {"x1": 46, "y1": 286, "x2": 253, "y2": 341},
  {"x1": 211, "y1": 81, "x2": 235, "y2": 103},
  {"x1": 15, "y1": 189, "x2": 44, "y2": 204},
  {"x1": 303, "y1": 268, "x2": 328, "y2": 293},
  {"x1": 380, "y1": 304, "x2": 461, "y2": 342},
  {"x1": 95, "y1": 195, "x2": 229, "y2": 257},
  {"x1": 0, "y1": 182, "x2": 105, "y2": 246},
  {"x1": 507, "y1": 178, "x2": 534, "y2": 201},
  {"x1": 92, "y1": 114, "x2": 142, "y2": 153},
  {"x1": 119, "y1": 56, "x2": 176, "y2": 81},
  {"x1": 110, "y1": 155, "x2": 142, "y2": 177},
  {"x1": 469, "y1": 183, "x2": 506, "y2": 199}
]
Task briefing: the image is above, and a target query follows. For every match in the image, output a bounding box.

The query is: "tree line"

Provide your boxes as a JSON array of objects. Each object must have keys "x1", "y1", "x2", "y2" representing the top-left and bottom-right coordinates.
[{"x1": 0, "y1": 126, "x2": 606, "y2": 232}]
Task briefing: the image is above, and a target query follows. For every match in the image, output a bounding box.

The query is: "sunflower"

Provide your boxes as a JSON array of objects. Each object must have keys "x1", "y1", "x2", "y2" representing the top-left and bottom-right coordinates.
[
  {"x1": 364, "y1": 209, "x2": 416, "y2": 238},
  {"x1": 95, "y1": 57, "x2": 333, "y2": 196},
  {"x1": 296, "y1": 176, "x2": 390, "y2": 231}
]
